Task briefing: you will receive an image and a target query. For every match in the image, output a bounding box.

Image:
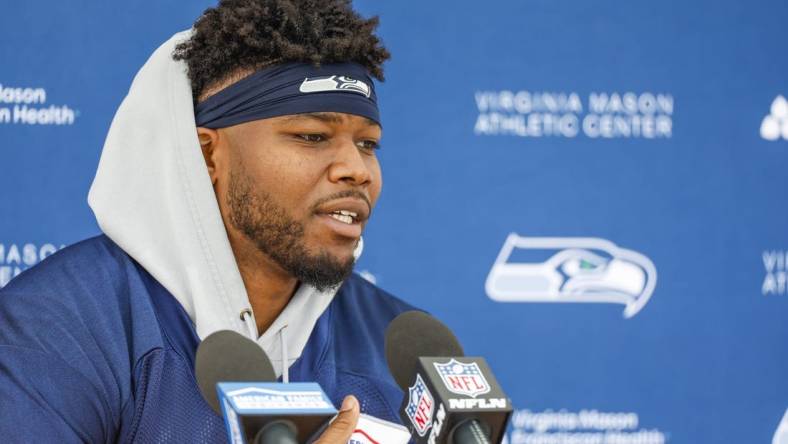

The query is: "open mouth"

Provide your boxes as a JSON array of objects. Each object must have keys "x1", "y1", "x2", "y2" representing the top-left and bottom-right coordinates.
[
  {"x1": 313, "y1": 196, "x2": 370, "y2": 239},
  {"x1": 327, "y1": 209, "x2": 358, "y2": 225}
]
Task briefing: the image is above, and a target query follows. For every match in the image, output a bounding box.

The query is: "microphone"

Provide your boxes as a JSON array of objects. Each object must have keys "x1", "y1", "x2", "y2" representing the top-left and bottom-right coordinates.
[
  {"x1": 195, "y1": 330, "x2": 276, "y2": 413},
  {"x1": 385, "y1": 311, "x2": 512, "y2": 444},
  {"x1": 195, "y1": 330, "x2": 336, "y2": 444}
]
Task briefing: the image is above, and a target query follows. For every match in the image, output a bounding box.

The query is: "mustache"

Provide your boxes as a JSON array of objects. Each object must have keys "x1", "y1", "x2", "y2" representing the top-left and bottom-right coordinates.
[{"x1": 311, "y1": 189, "x2": 372, "y2": 213}]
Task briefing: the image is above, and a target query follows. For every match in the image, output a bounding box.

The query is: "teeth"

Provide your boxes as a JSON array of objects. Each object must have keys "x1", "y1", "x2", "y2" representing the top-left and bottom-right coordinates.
[
  {"x1": 336, "y1": 210, "x2": 357, "y2": 217},
  {"x1": 329, "y1": 213, "x2": 354, "y2": 224}
]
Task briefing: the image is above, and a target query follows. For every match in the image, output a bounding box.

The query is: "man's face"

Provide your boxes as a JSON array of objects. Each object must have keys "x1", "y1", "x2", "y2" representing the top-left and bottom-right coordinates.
[{"x1": 215, "y1": 112, "x2": 382, "y2": 290}]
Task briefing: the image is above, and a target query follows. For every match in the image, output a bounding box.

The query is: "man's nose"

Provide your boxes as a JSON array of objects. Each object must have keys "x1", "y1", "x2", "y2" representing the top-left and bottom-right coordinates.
[{"x1": 327, "y1": 137, "x2": 373, "y2": 186}]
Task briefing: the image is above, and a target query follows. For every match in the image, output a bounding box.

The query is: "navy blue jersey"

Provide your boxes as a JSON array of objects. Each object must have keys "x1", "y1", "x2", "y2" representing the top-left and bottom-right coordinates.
[{"x1": 0, "y1": 235, "x2": 414, "y2": 442}]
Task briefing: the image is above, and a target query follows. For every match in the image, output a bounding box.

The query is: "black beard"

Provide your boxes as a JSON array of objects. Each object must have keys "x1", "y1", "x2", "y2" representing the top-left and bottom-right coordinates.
[{"x1": 226, "y1": 164, "x2": 354, "y2": 292}]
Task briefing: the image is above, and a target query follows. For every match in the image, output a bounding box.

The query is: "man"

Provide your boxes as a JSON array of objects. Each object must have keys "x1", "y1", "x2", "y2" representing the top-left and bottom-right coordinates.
[{"x1": 0, "y1": 0, "x2": 415, "y2": 441}]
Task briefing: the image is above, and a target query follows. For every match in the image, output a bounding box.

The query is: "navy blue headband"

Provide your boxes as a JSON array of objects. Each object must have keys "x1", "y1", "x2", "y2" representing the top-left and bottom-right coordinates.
[{"x1": 194, "y1": 62, "x2": 380, "y2": 129}]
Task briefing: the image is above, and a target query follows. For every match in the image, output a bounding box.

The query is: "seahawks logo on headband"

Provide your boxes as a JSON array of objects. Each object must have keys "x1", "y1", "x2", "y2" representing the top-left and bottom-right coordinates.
[
  {"x1": 299, "y1": 75, "x2": 371, "y2": 98},
  {"x1": 195, "y1": 63, "x2": 380, "y2": 129}
]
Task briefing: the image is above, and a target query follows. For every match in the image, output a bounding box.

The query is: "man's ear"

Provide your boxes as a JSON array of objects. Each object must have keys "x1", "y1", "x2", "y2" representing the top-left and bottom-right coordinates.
[{"x1": 197, "y1": 127, "x2": 221, "y2": 185}]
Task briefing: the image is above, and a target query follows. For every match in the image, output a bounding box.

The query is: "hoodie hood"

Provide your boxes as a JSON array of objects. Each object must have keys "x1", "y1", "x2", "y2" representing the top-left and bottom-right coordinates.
[{"x1": 88, "y1": 31, "x2": 354, "y2": 376}]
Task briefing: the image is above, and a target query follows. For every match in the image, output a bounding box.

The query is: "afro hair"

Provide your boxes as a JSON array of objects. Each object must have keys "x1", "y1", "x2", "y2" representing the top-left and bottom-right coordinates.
[{"x1": 173, "y1": 0, "x2": 390, "y2": 103}]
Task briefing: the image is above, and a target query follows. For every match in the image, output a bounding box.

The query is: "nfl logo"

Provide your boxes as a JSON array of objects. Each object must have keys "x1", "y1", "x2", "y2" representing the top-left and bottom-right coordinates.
[
  {"x1": 434, "y1": 359, "x2": 491, "y2": 398},
  {"x1": 405, "y1": 374, "x2": 434, "y2": 436}
]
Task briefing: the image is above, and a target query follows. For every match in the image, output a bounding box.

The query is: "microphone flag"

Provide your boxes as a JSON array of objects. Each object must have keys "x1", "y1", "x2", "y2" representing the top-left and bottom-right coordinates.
[
  {"x1": 217, "y1": 382, "x2": 336, "y2": 444},
  {"x1": 401, "y1": 357, "x2": 512, "y2": 443}
]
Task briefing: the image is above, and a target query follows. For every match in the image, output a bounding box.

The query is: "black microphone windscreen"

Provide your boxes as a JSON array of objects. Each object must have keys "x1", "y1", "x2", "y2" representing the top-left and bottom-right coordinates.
[
  {"x1": 195, "y1": 329, "x2": 276, "y2": 414},
  {"x1": 385, "y1": 310, "x2": 464, "y2": 390}
]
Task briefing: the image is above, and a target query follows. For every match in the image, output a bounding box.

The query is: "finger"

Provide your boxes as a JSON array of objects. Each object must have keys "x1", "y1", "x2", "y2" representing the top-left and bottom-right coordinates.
[{"x1": 314, "y1": 395, "x2": 360, "y2": 444}]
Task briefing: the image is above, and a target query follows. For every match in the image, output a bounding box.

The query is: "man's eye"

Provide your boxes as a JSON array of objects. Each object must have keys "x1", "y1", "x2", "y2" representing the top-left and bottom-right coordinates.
[
  {"x1": 357, "y1": 139, "x2": 380, "y2": 151},
  {"x1": 296, "y1": 134, "x2": 326, "y2": 143}
]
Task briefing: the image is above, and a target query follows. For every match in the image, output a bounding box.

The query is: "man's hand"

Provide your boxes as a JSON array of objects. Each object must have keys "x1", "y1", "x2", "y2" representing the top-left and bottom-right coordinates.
[{"x1": 314, "y1": 395, "x2": 360, "y2": 443}]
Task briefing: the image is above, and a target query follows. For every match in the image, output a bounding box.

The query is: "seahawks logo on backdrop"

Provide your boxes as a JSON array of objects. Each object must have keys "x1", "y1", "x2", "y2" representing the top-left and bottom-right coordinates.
[
  {"x1": 299, "y1": 75, "x2": 371, "y2": 97},
  {"x1": 485, "y1": 233, "x2": 657, "y2": 318}
]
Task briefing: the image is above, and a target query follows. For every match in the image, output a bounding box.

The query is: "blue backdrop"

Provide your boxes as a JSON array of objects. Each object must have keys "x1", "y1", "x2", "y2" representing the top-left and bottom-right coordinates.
[{"x1": 2, "y1": 1, "x2": 787, "y2": 443}]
